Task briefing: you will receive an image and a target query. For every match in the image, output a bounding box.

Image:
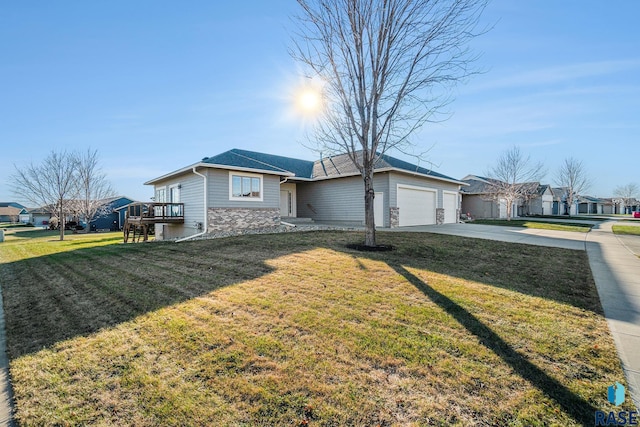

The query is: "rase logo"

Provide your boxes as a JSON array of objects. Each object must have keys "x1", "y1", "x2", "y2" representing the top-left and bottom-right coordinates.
[
  {"x1": 594, "y1": 382, "x2": 638, "y2": 426},
  {"x1": 610, "y1": 383, "x2": 626, "y2": 407}
]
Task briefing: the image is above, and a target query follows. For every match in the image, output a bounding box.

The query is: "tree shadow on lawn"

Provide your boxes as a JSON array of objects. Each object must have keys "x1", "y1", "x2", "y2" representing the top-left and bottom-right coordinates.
[
  {"x1": 1, "y1": 231, "x2": 603, "y2": 361},
  {"x1": 0, "y1": 231, "x2": 612, "y2": 424},
  {"x1": 374, "y1": 232, "x2": 603, "y2": 315},
  {"x1": 0, "y1": 237, "x2": 288, "y2": 359},
  {"x1": 387, "y1": 262, "x2": 598, "y2": 425}
]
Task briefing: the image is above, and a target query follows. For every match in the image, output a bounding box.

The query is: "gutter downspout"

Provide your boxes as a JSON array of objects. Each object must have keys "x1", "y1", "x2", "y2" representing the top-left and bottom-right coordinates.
[{"x1": 176, "y1": 167, "x2": 208, "y2": 243}]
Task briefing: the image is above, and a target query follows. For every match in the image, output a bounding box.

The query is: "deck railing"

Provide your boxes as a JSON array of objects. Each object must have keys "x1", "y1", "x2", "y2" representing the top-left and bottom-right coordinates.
[{"x1": 125, "y1": 203, "x2": 184, "y2": 223}]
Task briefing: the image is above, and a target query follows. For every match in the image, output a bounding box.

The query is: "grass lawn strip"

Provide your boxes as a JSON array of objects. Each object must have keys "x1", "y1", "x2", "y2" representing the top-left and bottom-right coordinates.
[
  {"x1": 0, "y1": 230, "x2": 633, "y2": 425},
  {"x1": 612, "y1": 224, "x2": 640, "y2": 236},
  {"x1": 471, "y1": 219, "x2": 593, "y2": 233}
]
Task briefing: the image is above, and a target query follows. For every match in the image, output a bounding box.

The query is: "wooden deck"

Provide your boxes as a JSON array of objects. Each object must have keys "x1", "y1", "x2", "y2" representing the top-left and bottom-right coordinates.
[{"x1": 124, "y1": 203, "x2": 184, "y2": 242}]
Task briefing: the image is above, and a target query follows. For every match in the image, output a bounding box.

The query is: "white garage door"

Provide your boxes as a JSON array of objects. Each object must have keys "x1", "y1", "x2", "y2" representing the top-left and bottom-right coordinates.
[
  {"x1": 397, "y1": 186, "x2": 436, "y2": 226},
  {"x1": 443, "y1": 192, "x2": 457, "y2": 224}
]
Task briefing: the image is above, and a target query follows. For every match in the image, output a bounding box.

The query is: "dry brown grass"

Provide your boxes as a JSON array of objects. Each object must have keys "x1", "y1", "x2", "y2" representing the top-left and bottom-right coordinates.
[{"x1": 0, "y1": 229, "x2": 632, "y2": 426}]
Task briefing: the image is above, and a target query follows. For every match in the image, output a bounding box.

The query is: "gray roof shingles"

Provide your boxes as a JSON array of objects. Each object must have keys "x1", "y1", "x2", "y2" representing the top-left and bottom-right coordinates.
[
  {"x1": 203, "y1": 149, "x2": 460, "y2": 183},
  {"x1": 203, "y1": 149, "x2": 315, "y2": 178}
]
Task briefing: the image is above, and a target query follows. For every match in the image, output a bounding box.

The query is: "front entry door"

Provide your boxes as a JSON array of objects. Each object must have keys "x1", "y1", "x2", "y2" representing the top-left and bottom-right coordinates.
[{"x1": 280, "y1": 190, "x2": 290, "y2": 217}]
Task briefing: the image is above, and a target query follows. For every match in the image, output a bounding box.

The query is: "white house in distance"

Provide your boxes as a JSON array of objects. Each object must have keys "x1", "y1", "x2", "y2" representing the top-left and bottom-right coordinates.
[{"x1": 142, "y1": 148, "x2": 466, "y2": 240}]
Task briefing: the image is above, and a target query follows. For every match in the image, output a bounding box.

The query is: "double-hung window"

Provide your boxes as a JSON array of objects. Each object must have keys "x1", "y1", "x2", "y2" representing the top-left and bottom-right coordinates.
[{"x1": 229, "y1": 172, "x2": 262, "y2": 201}]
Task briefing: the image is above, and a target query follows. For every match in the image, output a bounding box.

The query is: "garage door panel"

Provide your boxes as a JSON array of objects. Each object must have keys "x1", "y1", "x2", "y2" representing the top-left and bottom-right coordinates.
[{"x1": 398, "y1": 186, "x2": 436, "y2": 226}]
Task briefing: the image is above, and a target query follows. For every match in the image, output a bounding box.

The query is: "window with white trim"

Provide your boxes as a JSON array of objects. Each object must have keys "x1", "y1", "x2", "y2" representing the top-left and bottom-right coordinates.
[
  {"x1": 156, "y1": 188, "x2": 166, "y2": 202},
  {"x1": 230, "y1": 172, "x2": 262, "y2": 200}
]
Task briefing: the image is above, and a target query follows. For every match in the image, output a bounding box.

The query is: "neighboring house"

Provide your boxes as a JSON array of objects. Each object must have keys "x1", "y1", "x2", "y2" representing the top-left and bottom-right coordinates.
[
  {"x1": 610, "y1": 197, "x2": 640, "y2": 214},
  {"x1": 576, "y1": 195, "x2": 607, "y2": 214},
  {"x1": 460, "y1": 175, "x2": 516, "y2": 219},
  {"x1": 516, "y1": 183, "x2": 554, "y2": 216},
  {"x1": 461, "y1": 176, "x2": 555, "y2": 218},
  {"x1": 0, "y1": 202, "x2": 27, "y2": 209},
  {"x1": 527, "y1": 184, "x2": 554, "y2": 216},
  {"x1": 143, "y1": 148, "x2": 465, "y2": 240},
  {"x1": 88, "y1": 196, "x2": 136, "y2": 231},
  {"x1": 28, "y1": 207, "x2": 53, "y2": 227},
  {"x1": 0, "y1": 202, "x2": 30, "y2": 223},
  {"x1": 0, "y1": 206, "x2": 26, "y2": 223},
  {"x1": 599, "y1": 198, "x2": 619, "y2": 215},
  {"x1": 551, "y1": 187, "x2": 579, "y2": 216}
]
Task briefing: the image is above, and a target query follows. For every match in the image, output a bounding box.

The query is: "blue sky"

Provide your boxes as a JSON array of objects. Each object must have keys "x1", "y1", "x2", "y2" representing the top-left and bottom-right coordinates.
[{"x1": 1, "y1": 1, "x2": 639, "y2": 205}]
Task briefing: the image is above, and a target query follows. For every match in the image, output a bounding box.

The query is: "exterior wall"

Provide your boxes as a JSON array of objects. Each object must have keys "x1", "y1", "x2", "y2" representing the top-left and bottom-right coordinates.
[
  {"x1": 91, "y1": 198, "x2": 135, "y2": 231},
  {"x1": 388, "y1": 172, "x2": 460, "y2": 225},
  {"x1": 152, "y1": 170, "x2": 205, "y2": 240},
  {"x1": 207, "y1": 169, "x2": 279, "y2": 209},
  {"x1": 207, "y1": 207, "x2": 279, "y2": 232},
  {"x1": 32, "y1": 214, "x2": 51, "y2": 227},
  {"x1": 541, "y1": 194, "x2": 553, "y2": 216},
  {"x1": 390, "y1": 207, "x2": 399, "y2": 228},
  {"x1": 296, "y1": 173, "x2": 390, "y2": 226},
  {"x1": 153, "y1": 168, "x2": 281, "y2": 240},
  {"x1": 461, "y1": 194, "x2": 500, "y2": 219},
  {"x1": 527, "y1": 197, "x2": 543, "y2": 215},
  {"x1": 388, "y1": 172, "x2": 459, "y2": 209}
]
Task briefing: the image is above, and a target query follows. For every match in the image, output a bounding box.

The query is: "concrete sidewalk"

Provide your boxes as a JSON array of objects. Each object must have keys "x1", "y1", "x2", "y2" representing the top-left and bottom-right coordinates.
[{"x1": 586, "y1": 221, "x2": 640, "y2": 407}]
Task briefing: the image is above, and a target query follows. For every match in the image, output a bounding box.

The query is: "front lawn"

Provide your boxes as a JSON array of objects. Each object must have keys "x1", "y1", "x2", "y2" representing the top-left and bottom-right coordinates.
[
  {"x1": 0, "y1": 230, "x2": 632, "y2": 425},
  {"x1": 471, "y1": 219, "x2": 593, "y2": 233},
  {"x1": 612, "y1": 224, "x2": 640, "y2": 236}
]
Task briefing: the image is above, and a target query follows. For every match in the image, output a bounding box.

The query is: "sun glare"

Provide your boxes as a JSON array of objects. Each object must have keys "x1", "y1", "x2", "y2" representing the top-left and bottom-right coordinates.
[
  {"x1": 292, "y1": 77, "x2": 325, "y2": 118},
  {"x1": 297, "y1": 89, "x2": 322, "y2": 112}
]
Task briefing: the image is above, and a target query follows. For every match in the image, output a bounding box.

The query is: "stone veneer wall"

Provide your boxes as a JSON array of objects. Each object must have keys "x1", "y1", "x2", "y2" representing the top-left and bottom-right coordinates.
[
  {"x1": 389, "y1": 207, "x2": 399, "y2": 228},
  {"x1": 207, "y1": 207, "x2": 280, "y2": 232},
  {"x1": 436, "y1": 208, "x2": 445, "y2": 225}
]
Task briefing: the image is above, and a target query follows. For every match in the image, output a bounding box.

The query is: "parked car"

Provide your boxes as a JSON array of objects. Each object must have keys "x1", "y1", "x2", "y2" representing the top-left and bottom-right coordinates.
[{"x1": 633, "y1": 211, "x2": 640, "y2": 218}]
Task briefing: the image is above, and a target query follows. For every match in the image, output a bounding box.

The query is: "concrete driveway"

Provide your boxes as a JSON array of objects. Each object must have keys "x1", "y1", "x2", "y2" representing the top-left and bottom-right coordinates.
[{"x1": 383, "y1": 222, "x2": 588, "y2": 250}]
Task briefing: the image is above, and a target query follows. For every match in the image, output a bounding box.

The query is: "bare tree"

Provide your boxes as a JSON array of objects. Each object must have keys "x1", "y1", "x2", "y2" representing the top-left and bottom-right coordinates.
[
  {"x1": 614, "y1": 182, "x2": 639, "y2": 214},
  {"x1": 486, "y1": 146, "x2": 545, "y2": 221},
  {"x1": 292, "y1": 0, "x2": 488, "y2": 246},
  {"x1": 70, "y1": 149, "x2": 116, "y2": 229},
  {"x1": 11, "y1": 151, "x2": 79, "y2": 240},
  {"x1": 554, "y1": 158, "x2": 590, "y2": 216}
]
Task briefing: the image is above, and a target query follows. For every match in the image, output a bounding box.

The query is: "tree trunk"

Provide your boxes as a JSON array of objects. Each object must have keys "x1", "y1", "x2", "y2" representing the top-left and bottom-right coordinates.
[
  {"x1": 364, "y1": 171, "x2": 376, "y2": 247},
  {"x1": 59, "y1": 204, "x2": 65, "y2": 241},
  {"x1": 506, "y1": 200, "x2": 512, "y2": 221}
]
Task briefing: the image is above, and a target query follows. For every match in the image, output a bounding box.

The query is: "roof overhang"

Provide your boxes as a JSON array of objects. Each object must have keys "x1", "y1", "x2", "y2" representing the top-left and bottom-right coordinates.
[
  {"x1": 144, "y1": 162, "x2": 295, "y2": 185},
  {"x1": 310, "y1": 167, "x2": 467, "y2": 186},
  {"x1": 379, "y1": 167, "x2": 469, "y2": 186}
]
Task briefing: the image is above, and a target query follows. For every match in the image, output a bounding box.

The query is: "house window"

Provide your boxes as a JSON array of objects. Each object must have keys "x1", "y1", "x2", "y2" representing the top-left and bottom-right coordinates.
[
  {"x1": 156, "y1": 188, "x2": 166, "y2": 203},
  {"x1": 229, "y1": 172, "x2": 263, "y2": 201}
]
